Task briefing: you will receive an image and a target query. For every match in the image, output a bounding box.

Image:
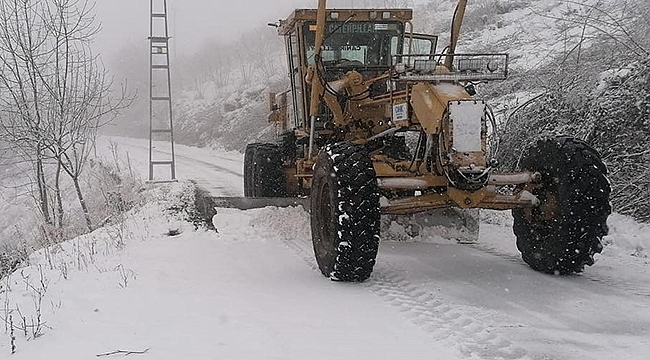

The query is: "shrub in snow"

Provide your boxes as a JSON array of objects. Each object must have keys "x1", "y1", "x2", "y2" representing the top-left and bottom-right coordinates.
[
  {"x1": 87, "y1": 158, "x2": 144, "y2": 227},
  {"x1": 223, "y1": 97, "x2": 242, "y2": 113},
  {"x1": 0, "y1": 251, "x2": 23, "y2": 280},
  {"x1": 163, "y1": 181, "x2": 217, "y2": 231},
  {"x1": 499, "y1": 57, "x2": 650, "y2": 222},
  {"x1": 588, "y1": 57, "x2": 650, "y2": 221}
]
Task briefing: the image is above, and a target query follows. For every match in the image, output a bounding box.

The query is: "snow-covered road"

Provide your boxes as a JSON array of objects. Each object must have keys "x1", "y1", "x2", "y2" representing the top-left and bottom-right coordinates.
[
  {"x1": 216, "y1": 206, "x2": 650, "y2": 360},
  {"x1": 113, "y1": 137, "x2": 650, "y2": 359},
  {"x1": 99, "y1": 137, "x2": 245, "y2": 196},
  {"x1": 2, "y1": 137, "x2": 648, "y2": 360}
]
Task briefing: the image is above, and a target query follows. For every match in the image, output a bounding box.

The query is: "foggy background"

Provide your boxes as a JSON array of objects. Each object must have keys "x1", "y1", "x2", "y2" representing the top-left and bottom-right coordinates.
[
  {"x1": 95, "y1": 1, "x2": 309, "y2": 57},
  {"x1": 93, "y1": 0, "x2": 424, "y2": 143},
  {"x1": 94, "y1": 0, "x2": 416, "y2": 62}
]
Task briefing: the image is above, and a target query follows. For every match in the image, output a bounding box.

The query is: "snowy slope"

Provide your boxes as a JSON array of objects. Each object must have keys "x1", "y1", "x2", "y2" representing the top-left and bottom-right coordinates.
[
  {"x1": 2, "y1": 137, "x2": 648, "y2": 360},
  {"x1": 413, "y1": 0, "x2": 629, "y2": 70},
  {"x1": 0, "y1": 185, "x2": 457, "y2": 360}
]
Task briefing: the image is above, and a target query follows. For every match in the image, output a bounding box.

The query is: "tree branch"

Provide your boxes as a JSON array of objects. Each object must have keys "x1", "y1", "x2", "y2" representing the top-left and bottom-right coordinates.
[{"x1": 96, "y1": 348, "x2": 150, "y2": 357}]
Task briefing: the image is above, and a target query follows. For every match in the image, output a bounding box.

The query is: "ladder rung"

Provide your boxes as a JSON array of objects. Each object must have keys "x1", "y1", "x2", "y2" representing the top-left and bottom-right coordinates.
[
  {"x1": 152, "y1": 13, "x2": 167, "y2": 18},
  {"x1": 151, "y1": 97, "x2": 171, "y2": 101},
  {"x1": 152, "y1": 65, "x2": 169, "y2": 69},
  {"x1": 152, "y1": 129, "x2": 172, "y2": 133},
  {"x1": 151, "y1": 161, "x2": 174, "y2": 166}
]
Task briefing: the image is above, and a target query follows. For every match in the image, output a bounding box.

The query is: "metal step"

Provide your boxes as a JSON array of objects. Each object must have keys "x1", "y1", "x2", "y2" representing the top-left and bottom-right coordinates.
[{"x1": 151, "y1": 160, "x2": 174, "y2": 166}]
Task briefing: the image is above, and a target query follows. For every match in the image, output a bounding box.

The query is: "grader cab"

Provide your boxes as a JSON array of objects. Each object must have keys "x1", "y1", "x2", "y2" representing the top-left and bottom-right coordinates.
[{"x1": 241, "y1": 0, "x2": 611, "y2": 281}]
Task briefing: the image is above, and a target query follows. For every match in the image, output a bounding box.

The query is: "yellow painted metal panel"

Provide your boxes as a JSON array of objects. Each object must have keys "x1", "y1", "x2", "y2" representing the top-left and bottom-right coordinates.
[{"x1": 410, "y1": 82, "x2": 470, "y2": 134}]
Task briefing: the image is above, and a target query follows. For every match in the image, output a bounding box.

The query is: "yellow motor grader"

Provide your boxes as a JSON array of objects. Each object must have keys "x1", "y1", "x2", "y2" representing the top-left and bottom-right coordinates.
[{"x1": 234, "y1": 0, "x2": 611, "y2": 281}]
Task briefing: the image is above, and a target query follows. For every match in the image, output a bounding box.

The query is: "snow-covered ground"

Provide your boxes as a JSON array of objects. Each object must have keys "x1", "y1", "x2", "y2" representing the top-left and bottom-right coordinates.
[{"x1": 1, "y1": 137, "x2": 649, "y2": 360}]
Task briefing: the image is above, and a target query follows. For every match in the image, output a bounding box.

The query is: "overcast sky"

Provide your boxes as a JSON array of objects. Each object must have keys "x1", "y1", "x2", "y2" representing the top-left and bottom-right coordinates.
[{"x1": 94, "y1": 0, "x2": 372, "y2": 61}]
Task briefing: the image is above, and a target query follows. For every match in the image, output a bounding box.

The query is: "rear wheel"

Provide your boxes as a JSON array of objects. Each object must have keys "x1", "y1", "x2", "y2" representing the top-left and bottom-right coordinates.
[
  {"x1": 243, "y1": 144, "x2": 257, "y2": 197},
  {"x1": 311, "y1": 142, "x2": 381, "y2": 282},
  {"x1": 244, "y1": 143, "x2": 286, "y2": 198},
  {"x1": 513, "y1": 137, "x2": 611, "y2": 274}
]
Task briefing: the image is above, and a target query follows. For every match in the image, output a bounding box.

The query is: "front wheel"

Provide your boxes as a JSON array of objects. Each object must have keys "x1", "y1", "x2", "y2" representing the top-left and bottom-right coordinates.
[
  {"x1": 311, "y1": 142, "x2": 381, "y2": 282},
  {"x1": 513, "y1": 137, "x2": 611, "y2": 275}
]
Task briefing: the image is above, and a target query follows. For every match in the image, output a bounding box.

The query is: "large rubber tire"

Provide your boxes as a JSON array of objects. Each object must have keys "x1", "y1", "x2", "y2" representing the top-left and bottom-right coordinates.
[
  {"x1": 244, "y1": 143, "x2": 287, "y2": 198},
  {"x1": 311, "y1": 142, "x2": 381, "y2": 282},
  {"x1": 243, "y1": 144, "x2": 256, "y2": 197},
  {"x1": 513, "y1": 137, "x2": 611, "y2": 275}
]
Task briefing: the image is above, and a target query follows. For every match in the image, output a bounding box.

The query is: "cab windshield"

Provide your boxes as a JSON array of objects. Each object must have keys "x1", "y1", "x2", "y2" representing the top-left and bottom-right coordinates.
[{"x1": 304, "y1": 21, "x2": 404, "y2": 67}]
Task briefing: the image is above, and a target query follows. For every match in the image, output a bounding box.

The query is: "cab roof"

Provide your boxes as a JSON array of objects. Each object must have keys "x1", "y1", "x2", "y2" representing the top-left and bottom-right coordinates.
[{"x1": 277, "y1": 9, "x2": 413, "y2": 35}]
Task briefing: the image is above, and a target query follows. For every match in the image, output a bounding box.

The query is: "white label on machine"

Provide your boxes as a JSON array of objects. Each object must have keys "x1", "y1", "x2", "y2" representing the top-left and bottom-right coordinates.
[
  {"x1": 375, "y1": 24, "x2": 389, "y2": 31},
  {"x1": 450, "y1": 101, "x2": 485, "y2": 153},
  {"x1": 393, "y1": 103, "x2": 408, "y2": 122}
]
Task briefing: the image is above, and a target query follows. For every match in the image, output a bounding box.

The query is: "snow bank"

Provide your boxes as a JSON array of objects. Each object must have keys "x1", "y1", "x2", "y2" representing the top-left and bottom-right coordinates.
[
  {"x1": 604, "y1": 213, "x2": 650, "y2": 259},
  {"x1": 1, "y1": 184, "x2": 459, "y2": 360}
]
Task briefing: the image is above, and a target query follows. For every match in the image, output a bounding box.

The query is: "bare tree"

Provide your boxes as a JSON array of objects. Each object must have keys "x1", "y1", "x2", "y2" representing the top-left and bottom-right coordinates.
[
  {"x1": 0, "y1": 0, "x2": 132, "y2": 232},
  {"x1": 208, "y1": 47, "x2": 233, "y2": 88},
  {"x1": 42, "y1": 0, "x2": 132, "y2": 230},
  {"x1": 0, "y1": 0, "x2": 53, "y2": 225}
]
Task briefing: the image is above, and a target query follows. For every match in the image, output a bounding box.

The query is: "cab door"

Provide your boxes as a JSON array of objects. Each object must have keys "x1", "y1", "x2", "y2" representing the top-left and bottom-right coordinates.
[
  {"x1": 285, "y1": 30, "x2": 306, "y2": 130},
  {"x1": 404, "y1": 33, "x2": 438, "y2": 66}
]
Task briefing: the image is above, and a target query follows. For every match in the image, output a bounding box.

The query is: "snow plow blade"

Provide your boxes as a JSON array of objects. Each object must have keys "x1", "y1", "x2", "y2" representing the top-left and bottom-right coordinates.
[
  {"x1": 382, "y1": 208, "x2": 480, "y2": 244},
  {"x1": 211, "y1": 197, "x2": 479, "y2": 243},
  {"x1": 212, "y1": 197, "x2": 310, "y2": 210}
]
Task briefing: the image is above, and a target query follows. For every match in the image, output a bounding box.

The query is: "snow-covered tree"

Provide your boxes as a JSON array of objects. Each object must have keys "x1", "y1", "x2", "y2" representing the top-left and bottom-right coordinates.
[
  {"x1": 0, "y1": 0, "x2": 132, "y2": 231},
  {"x1": 496, "y1": 0, "x2": 650, "y2": 221}
]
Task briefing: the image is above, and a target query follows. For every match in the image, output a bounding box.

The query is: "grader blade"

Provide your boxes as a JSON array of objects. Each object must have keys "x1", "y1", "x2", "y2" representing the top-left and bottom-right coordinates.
[
  {"x1": 382, "y1": 209, "x2": 480, "y2": 244},
  {"x1": 212, "y1": 196, "x2": 479, "y2": 243},
  {"x1": 211, "y1": 197, "x2": 310, "y2": 210}
]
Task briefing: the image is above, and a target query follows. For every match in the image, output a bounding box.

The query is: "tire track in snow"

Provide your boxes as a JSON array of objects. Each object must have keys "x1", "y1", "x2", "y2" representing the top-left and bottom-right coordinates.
[
  {"x1": 231, "y1": 206, "x2": 649, "y2": 360},
  {"x1": 581, "y1": 274, "x2": 650, "y2": 298},
  {"x1": 247, "y1": 207, "x2": 319, "y2": 271},
  {"x1": 464, "y1": 243, "x2": 650, "y2": 299},
  {"x1": 274, "y1": 230, "x2": 318, "y2": 272},
  {"x1": 365, "y1": 266, "x2": 528, "y2": 360},
  {"x1": 118, "y1": 140, "x2": 243, "y2": 178},
  {"x1": 463, "y1": 243, "x2": 531, "y2": 265},
  {"x1": 252, "y1": 208, "x2": 528, "y2": 360},
  {"x1": 163, "y1": 149, "x2": 242, "y2": 197},
  {"x1": 109, "y1": 139, "x2": 243, "y2": 196},
  {"x1": 175, "y1": 153, "x2": 243, "y2": 178}
]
